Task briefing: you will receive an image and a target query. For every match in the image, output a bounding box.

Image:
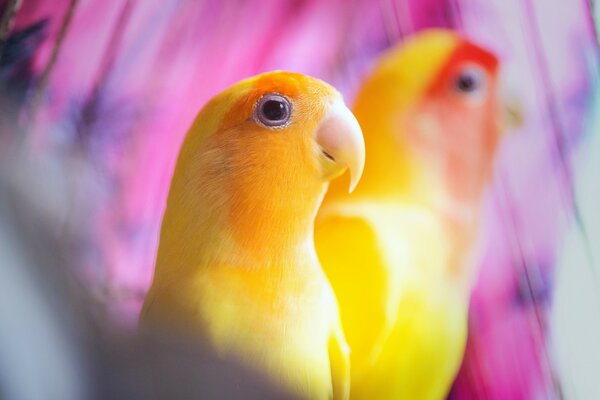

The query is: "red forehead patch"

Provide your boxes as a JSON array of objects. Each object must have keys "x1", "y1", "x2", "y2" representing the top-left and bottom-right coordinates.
[
  {"x1": 452, "y1": 40, "x2": 499, "y2": 72},
  {"x1": 428, "y1": 40, "x2": 499, "y2": 93}
]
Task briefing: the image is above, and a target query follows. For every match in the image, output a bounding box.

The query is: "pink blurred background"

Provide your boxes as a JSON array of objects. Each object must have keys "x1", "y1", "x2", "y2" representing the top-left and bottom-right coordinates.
[{"x1": 3, "y1": 0, "x2": 599, "y2": 398}]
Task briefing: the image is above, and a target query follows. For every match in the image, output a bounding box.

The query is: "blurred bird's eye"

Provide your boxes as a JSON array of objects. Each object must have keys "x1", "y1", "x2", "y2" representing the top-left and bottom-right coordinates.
[
  {"x1": 255, "y1": 94, "x2": 292, "y2": 128},
  {"x1": 453, "y1": 65, "x2": 486, "y2": 96}
]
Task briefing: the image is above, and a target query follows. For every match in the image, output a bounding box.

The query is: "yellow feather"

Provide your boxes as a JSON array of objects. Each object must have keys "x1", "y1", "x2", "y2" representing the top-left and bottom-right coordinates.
[
  {"x1": 317, "y1": 29, "x2": 502, "y2": 399},
  {"x1": 141, "y1": 71, "x2": 354, "y2": 400},
  {"x1": 316, "y1": 202, "x2": 466, "y2": 399}
]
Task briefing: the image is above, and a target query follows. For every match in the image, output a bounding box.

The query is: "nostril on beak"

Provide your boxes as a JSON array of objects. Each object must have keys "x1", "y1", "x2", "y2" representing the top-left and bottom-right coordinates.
[{"x1": 322, "y1": 150, "x2": 336, "y2": 162}]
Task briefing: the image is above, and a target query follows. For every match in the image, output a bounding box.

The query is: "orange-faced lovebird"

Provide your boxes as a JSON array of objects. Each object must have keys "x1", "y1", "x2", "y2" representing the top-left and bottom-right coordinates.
[
  {"x1": 140, "y1": 71, "x2": 365, "y2": 400},
  {"x1": 315, "y1": 29, "x2": 503, "y2": 399}
]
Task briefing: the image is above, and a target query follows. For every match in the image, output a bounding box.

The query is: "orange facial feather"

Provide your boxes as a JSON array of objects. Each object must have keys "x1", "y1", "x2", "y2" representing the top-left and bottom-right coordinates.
[{"x1": 141, "y1": 71, "x2": 363, "y2": 400}]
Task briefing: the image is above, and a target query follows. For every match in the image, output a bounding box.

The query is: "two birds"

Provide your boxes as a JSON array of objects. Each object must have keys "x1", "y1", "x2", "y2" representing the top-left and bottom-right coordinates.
[{"x1": 141, "y1": 29, "x2": 505, "y2": 399}]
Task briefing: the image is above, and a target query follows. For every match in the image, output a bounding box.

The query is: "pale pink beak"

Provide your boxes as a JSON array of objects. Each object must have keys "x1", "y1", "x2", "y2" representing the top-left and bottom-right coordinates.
[{"x1": 315, "y1": 100, "x2": 365, "y2": 193}]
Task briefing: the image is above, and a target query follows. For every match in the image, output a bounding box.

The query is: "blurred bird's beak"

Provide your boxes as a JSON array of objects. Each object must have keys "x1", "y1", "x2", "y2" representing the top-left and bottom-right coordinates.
[
  {"x1": 498, "y1": 74, "x2": 525, "y2": 131},
  {"x1": 316, "y1": 100, "x2": 365, "y2": 193},
  {"x1": 501, "y1": 98, "x2": 524, "y2": 130}
]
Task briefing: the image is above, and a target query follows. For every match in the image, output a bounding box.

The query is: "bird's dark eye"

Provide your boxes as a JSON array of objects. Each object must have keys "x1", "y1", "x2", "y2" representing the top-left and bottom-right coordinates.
[
  {"x1": 255, "y1": 94, "x2": 292, "y2": 128},
  {"x1": 453, "y1": 65, "x2": 486, "y2": 95}
]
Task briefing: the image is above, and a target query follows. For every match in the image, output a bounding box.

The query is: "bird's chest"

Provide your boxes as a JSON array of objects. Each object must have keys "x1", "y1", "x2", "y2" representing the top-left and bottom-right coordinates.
[
  {"x1": 379, "y1": 289, "x2": 468, "y2": 399},
  {"x1": 191, "y1": 266, "x2": 335, "y2": 397}
]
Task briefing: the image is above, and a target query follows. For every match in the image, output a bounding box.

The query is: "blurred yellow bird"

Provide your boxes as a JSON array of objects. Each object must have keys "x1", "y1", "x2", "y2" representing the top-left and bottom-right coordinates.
[
  {"x1": 315, "y1": 29, "x2": 504, "y2": 399},
  {"x1": 141, "y1": 71, "x2": 365, "y2": 400}
]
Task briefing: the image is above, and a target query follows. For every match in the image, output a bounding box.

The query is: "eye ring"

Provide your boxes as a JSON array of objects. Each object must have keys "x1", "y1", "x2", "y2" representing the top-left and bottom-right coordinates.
[
  {"x1": 453, "y1": 65, "x2": 487, "y2": 96},
  {"x1": 254, "y1": 93, "x2": 292, "y2": 129}
]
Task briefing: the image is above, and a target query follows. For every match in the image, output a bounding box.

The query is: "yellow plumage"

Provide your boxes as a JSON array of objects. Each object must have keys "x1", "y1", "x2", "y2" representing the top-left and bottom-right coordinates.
[
  {"x1": 316, "y1": 29, "x2": 503, "y2": 399},
  {"x1": 141, "y1": 71, "x2": 365, "y2": 400}
]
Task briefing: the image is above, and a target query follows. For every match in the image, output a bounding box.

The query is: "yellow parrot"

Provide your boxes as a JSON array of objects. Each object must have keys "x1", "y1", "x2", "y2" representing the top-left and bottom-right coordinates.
[
  {"x1": 315, "y1": 29, "x2": 504, "y2": 399},
  {"x1": 140, "y1": 71, "x2": 365, "y2": 400}
]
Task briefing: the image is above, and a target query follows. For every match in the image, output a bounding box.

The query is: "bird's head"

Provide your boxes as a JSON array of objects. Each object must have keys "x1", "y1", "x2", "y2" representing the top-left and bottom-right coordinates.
[
  {"x1": 164, "y1": 71, "x2": 364, "y2": 257},
  {"x1": 352, "y1": 29, "x2": 506, "y2": 206}
]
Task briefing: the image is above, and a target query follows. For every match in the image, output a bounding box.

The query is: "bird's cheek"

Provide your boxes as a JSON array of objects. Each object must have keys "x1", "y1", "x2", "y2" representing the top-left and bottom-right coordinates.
[{"x1": 413, "y1": 114, "x2": 440, "y2": 144}]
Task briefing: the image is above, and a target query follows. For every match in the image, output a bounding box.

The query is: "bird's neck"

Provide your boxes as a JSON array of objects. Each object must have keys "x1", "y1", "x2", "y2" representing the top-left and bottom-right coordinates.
[
  {"x1": 156, "y1": 174, "x2": 326, "y2": 276},
  {"x1": 330, "y1": 126, "x2": 487, "y2": 228},
  {"x1": 324, "y1": 133, "x2": 486, "y2": 286},
  {"x1": 217, "y1": 184, "x2": 326, "y2": 267},
  {"x1": 374, "y1": 156, "x2": 485, "y2": 256},
  {"x1": 390, "y1": 160, "x2": 486, "y2": 287}
]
